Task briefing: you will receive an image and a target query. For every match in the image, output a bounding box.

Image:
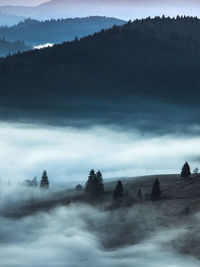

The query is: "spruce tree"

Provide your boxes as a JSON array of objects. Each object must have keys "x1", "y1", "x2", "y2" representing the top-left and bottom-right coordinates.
[
  {"x1": 151, "y1": 179, "x2": 161, "y2": 200},
  {"x1": 40, "y1": 170, "x2": 49, "y2": 189},
  {"x1": 85, "y1": 169, "x2": 104, "y2": 198},
  {"x1": 85, "y1": 169, "x2": 95, "y2": 195},
  {"x1": 181, "y1": 162, "x2": 191, "y2": 177},
  {"x1": 96, "y1": 170, "x2": 104, "y2": 196},
  {"x1": 113, "y1": 180, "x2": 123, "y2": 200}
]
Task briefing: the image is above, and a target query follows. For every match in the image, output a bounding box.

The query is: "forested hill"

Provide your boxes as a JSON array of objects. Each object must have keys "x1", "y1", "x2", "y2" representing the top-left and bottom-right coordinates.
[
  {"x1": 0, "y1": 16, "x2": 200, "y2": 132},
  {"x1": 0, "y1": 17, "x2": 126, "y2": 46},
  {"x1": 0, "y1": 37, "x2": 30, "y2": 57}
]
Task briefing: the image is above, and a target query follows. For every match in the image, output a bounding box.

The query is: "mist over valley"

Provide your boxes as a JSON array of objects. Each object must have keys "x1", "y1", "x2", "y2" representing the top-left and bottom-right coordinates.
[{"x1": 0, "y1": 1, "x2": 200, "y2": 266}]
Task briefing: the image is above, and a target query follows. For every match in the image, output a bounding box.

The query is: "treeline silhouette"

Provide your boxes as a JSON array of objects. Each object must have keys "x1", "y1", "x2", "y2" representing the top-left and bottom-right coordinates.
[
  {"x1": 21, "y1": 161, "x2": 197, "y2": 209},
  {"x1": 0, "y1": 17, "x2": 125, "y2": 46},
  {"x1": 23, "y1": 170, "x2": 49, "y2": 189},
  {"x1": 84, "y1": 169, "x2": 162, "y2": 203},
  {"x1": 0, "y1": 17, "x2": 200, "y2": 130},
  {"x1": 81, "y1": 162, "x2": 195, "y2": 203},
  {"x1": 0, "y1": 36, "x2": 30, "y2": 57}
]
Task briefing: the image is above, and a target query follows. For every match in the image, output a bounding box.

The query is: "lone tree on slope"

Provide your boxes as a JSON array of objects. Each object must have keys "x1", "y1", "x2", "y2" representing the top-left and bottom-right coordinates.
[
  {"x1": 113, "y1": 180, "x2": 123, "y2": 200},
  {"x1": 40, "y1": 170, "x2": 49, "y2": 189},
  {"x1": 151, "y1": 178, "x2": 161, "y2": 200},
  {"x1": 181, "y1": 162, "x2": 191, "y2": 177}
]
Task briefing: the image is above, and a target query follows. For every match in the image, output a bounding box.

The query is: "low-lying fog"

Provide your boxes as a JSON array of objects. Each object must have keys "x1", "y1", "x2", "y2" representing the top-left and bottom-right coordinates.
[
  {"x1": 34, "y1": 43, "x2": 54, "y2": 49},
  {"x1": 0, "y1": 203, "x2": 200, "y2": 267},
  {"x1": 0, "y1": 122, "x2": 199, "y2": 184},
  {"x1": 0, "y1": 122, "x2": 200, "y2": 266}
]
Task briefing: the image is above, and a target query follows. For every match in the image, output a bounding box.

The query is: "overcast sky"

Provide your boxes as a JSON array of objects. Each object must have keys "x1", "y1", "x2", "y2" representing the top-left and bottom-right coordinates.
[
  {"x1": 0, "y1": 0, "x2": 47, "y2": 6},
  {"x1": 0, "y1": 0, "x2": 199, "y2": 20}
]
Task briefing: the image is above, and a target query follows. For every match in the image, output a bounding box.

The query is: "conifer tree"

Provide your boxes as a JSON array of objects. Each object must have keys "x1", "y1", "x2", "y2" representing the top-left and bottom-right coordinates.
[
  {"x1": 85, "y1": 169, "x2": 104, "y2": 198},
  {"x1": 181, "y1": 162, "x2": 191, "y2": 177},
  {"x1": 85, "y1": 169, "x2": 95, "y2": 194},
  {"x1": 40, "y1": 170, "x2": 49, "y2": 189},
  {"x1": 96, "y1": 170, "x2": 104, "y2": 196},
  {"x1": 113, "y1": 180, "x2": 123, "y2": 200},
  {"x1": 151, "y1": 179, "x2": 161, "y2": 200}
]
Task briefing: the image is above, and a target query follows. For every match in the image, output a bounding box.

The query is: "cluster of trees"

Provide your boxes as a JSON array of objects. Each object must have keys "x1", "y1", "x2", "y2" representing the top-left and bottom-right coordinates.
[
  {"x1": 0, "y1": 36, "x2": 30, "y2": 57},
  {"x1": 84, "y1": 169, "x2": 162, "y2": 201},
  {"x1": 85, "y1": 170, "x2": 104, "y2": 198},
  {"x1": 24, "y1": 161, "x2": 198, "y2": 202},
  {"x1": 23, "y1": 170, "x2": 49, "y2": 189}
]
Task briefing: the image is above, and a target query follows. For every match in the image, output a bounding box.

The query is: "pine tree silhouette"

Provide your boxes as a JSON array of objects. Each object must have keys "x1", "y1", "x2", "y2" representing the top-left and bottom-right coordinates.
[
  {"x1": 40, "y1": 170, "x2": 49, "y2": 189},
  {"x1": 96, "y1": 170, "x2": 104, "y2": 196},
  {"x1": 85, "y1": 169, "x2": 95, "y2": 194},
  {"x1": 113, "y1": 180, "x2": 123, "y2": 200},
  {"x1": 85, "y1": 169, "x2": 104, "y2": 198},
  {"x1": 151, "y1": 179, "x2": 161, "y2": 200},
  {"x1": 181, "y1": 162, "x2": 191, "y2": 177}
]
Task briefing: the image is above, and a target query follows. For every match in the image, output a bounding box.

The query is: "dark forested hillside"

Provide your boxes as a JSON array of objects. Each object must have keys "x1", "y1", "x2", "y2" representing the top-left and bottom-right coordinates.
[
  {"x1": 0, "y1": 37, "x2": 30, "y2": 57},
  {"x1": 0, "y1": 16, "x2": 200, "y2": 132},
  {"x1": 0, "y1": 17, "x2": 126, "y2": 46}
]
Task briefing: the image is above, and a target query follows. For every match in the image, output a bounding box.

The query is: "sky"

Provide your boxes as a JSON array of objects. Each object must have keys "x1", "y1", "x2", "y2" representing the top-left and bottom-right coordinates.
[
  {"x1": 0, "y1": 0, "x2": 199, "y2": 20},
  {"x1": 0, "y1": 0, "x2": 47, "y2": 6}
]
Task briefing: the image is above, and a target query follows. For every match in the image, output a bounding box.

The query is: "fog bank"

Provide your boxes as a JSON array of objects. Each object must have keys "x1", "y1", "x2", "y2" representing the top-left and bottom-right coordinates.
[
  {"x1": 0, "y1": 123, "x2": 199, "y2": 184},
  {"x1": 0, "y1": 204, "x2": 200, "y2": 267}
]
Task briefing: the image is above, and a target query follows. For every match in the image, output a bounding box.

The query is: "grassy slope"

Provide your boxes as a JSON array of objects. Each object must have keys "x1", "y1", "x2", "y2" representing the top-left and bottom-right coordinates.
[
  {"x1": 2, "y1": 174, "x2": 200, "y2": 257},
  {"x1": 4, "y1": 173, "x2": 200, "y2": 222}
]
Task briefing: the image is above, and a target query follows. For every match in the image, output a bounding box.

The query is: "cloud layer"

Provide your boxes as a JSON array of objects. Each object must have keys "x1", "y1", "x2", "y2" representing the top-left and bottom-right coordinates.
[
  {"x1": 0, "y1": 203, "x2": 200, "y2": 267},
  {"x1": 0, "y1": 123, "x2": 199, "y2": 185}
]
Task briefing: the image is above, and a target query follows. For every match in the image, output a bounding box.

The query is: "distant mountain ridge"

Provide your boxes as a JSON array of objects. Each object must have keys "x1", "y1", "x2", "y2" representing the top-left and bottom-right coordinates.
[
  {"x1": 0, "y1": 16, "x2": 126, "y2": 46},
  {"x1": 0, "y1": 0, "x2": 199, "y2": 21},
  {"x1": 0, "y1": 11, "x2": 24, "y2": 26}
]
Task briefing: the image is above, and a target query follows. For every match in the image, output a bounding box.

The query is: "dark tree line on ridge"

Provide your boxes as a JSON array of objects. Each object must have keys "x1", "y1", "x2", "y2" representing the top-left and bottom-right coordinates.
[
  {"x1": 0, "y1": 17, "x2": 125, "y2": 46},
  {"x1": 84, "y1": 169, "x2": 162, "y2": 201},
  {"x1": 0, "y1": 17, "x2": 200, "y2": 131},
  {"x1": 0, "y1": 36, "x2": 30, "y2": 57},
  {"x1": 81, "y1": 161, "x2": 196, "y2": 202},
  {"x1": 23, "y1": 170, "x2": 49, "y2": 189},
  {"x1": 22, "y1": 161, "x2": 196, "y2": 204}
]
